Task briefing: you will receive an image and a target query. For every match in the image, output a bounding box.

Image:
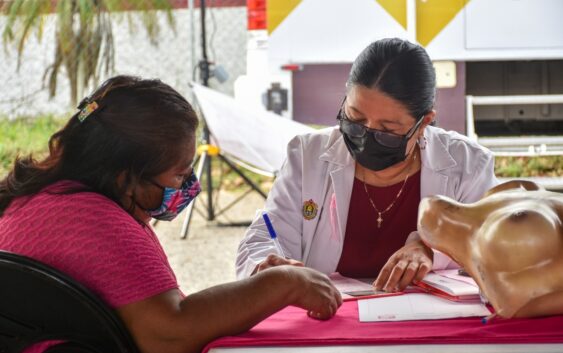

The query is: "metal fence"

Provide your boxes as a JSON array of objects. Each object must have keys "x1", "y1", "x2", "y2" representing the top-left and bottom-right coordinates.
[
  {"x1": 466, "y1": 94, "x2": 563, "y2": 157},
  {"x1": 0, "y1": 1, "x2": 247, "y2": 119}
]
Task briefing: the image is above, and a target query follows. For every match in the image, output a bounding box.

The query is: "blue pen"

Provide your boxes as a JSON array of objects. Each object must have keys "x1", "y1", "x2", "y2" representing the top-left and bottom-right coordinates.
[
  {"x1": 262, "y1": 212, "x2": 286, "y2": 258},
  {"x1": 481, "y1": 313, "x2": 497, "y2": 324}
]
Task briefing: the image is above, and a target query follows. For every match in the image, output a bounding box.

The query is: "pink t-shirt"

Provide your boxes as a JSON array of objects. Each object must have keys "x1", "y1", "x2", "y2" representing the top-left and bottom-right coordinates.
[{"x1": 0, "y1": 180, "x2": 179, "y2": 352}]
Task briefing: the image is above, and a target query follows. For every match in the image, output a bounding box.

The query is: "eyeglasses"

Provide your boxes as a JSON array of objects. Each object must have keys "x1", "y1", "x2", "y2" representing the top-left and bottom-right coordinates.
[{"x1": 337, "y1": 104, "x2": 424, "y2": 148}]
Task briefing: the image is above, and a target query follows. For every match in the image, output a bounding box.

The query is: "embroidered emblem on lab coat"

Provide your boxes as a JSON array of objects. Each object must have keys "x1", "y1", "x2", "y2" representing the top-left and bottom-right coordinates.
[{"x1": 302, "y1": 199, "x2": 318, "y2": 220}]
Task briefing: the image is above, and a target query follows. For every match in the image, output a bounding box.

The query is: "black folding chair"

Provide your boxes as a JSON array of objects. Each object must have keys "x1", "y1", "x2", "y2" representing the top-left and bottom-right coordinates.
[{"x1": 0, "y1": 250, "x2": 140, "y2": 353}]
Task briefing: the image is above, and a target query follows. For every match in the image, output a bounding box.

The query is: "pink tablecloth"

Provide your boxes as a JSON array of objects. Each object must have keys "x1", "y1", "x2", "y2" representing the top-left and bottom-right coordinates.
[{"x1": 203, "y1": 301, "x2": 563, "y2": 352}]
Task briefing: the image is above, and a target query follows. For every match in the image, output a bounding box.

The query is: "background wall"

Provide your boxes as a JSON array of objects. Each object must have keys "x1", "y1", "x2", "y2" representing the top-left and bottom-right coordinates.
[{"x1": 0, "y1": 3, "x2": 248, "y2": 119}]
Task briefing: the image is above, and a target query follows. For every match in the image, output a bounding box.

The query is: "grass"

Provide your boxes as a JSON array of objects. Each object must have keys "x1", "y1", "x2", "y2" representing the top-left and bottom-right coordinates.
[
  {"x1": 495, "y1": 155, "x2": 563, "y2": 178},
  {"x1": 1, "y1": 116, "x2": 562, "y2": 185},
  {"x1": 0, "y1": 115, "x2": 273, "y2": 192},
  {"x1": 0, "y1": 116, "x2": 66, "y2": 177}
]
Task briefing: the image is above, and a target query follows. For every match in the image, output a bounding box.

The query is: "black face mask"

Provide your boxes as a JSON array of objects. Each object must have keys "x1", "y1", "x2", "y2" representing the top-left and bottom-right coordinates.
[
  {"x1": 338, "y1": 105, "x2": 424, "y2": 171},
  {"x1": 341, "y1": 131, "x2": 409, "y2": 171}
]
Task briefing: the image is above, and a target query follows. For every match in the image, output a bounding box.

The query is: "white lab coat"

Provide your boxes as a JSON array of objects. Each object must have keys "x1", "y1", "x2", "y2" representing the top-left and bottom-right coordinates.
[{"x1": 236, "y1": 125, "x2": 498, "y2": 279}]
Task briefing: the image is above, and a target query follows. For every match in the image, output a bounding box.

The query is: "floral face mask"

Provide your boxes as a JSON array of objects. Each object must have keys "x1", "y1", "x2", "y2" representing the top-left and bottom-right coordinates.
[{"x1": 146, "y1": 171, "x2": 201, "y2": 221}]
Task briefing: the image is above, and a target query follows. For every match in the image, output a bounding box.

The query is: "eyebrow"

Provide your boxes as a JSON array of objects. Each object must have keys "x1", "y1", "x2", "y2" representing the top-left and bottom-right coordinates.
[{"x1": 348, "y1": 105, "x2": 402, "y2": 126}]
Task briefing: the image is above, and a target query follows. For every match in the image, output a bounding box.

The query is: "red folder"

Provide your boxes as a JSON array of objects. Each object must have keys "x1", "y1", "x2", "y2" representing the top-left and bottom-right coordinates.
[{"x1": 414, "y1": 281, "x2": 481, "y2": 303}]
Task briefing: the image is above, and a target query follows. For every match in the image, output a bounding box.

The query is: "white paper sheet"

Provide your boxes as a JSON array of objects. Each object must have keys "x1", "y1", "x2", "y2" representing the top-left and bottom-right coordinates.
[
  {"x1": 329, "y1": 273, "x2": 374, "y2": 294},
  {"x1": 358, "y1": 293, "x2": 491, "y2": 322},
  {"x1": 434, "y1": 269, "x2": 481, "y2": 287},
  {"x1": 421, "y1": 273, "x2": 479, "y2": 296}
]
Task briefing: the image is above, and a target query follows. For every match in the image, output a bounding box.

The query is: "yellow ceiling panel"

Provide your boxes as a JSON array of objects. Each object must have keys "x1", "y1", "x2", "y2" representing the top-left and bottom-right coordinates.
[
  {"x1": 376, "y1": 0, "x2": 407, "y2": 29},
  {"x1": 267, "y1": 0, "x2": 302, "y2": 34},
  {"x1": 417, "y1": 0, "x2": 470, "y2": 47}
]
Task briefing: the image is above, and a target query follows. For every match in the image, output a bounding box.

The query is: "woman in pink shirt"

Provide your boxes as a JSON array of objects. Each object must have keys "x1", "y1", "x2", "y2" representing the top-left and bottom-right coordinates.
[{"x1": 0, "y1": 75, "x2": 342, "y2": 353}]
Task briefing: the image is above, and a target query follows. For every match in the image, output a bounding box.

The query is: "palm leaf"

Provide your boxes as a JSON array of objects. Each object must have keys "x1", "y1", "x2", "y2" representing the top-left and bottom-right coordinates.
[{"x1": 2, "y1": 0, "x2": 176, "y2": 105}]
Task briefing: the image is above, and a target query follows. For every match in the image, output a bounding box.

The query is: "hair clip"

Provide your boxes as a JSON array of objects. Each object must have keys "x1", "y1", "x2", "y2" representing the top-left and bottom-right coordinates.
[{"x1": 78, "y1": 101, "x2": 99, "y2": 122}]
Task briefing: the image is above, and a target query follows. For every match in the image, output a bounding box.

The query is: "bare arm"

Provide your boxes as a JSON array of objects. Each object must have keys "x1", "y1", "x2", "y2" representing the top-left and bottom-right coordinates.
[{"x1": 117, "y1": 265, "x2": 342, "y2": 353}]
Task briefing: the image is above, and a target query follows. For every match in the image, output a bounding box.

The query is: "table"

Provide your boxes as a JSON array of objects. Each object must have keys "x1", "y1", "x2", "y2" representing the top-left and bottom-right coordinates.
[{"x1": 204, "y1": 301, "x2": 563, "y2": 353}]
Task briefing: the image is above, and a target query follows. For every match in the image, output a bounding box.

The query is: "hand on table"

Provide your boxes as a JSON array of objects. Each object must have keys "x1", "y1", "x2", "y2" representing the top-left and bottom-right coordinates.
[
  {"x1": 283, "y1": 266, "x2": 343, "y2": 320},
  {"x1": 373, "y1": 239, "x2": 433, "y2": 292},
  {"x1": 254, "y1": 253, "x2": 304, "y2": 274}
]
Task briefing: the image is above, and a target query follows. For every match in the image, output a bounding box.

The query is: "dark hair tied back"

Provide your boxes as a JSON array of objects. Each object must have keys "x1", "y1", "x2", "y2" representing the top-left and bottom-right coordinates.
[{"x1": 347, "y1": 38, "x2": 436, "y2": 120}]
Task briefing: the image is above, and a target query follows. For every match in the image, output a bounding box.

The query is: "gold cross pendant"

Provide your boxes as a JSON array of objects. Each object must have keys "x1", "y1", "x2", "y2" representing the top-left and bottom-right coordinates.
[{"x1": 377, "y1": 213, "x2": 383, "y2": 228}]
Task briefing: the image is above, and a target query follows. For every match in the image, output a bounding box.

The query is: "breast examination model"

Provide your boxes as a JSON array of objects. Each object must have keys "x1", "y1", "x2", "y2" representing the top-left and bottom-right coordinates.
[{"x1": 418, "y1": 180, "x2": 563, "y2": 318}]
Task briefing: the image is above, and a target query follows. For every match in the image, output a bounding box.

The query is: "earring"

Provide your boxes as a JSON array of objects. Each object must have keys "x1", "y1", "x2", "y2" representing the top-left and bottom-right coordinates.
[{"x1": 418, "y1": 136, "x2": 428, "y2": 150}]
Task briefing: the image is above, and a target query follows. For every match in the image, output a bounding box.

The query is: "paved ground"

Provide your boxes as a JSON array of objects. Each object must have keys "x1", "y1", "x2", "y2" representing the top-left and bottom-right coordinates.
[{"x1": 153, "y1": 191, "x2": 266, "y2": 295}]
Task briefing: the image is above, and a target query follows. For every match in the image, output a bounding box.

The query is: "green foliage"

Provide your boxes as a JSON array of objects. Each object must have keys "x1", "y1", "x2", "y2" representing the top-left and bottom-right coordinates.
[
  {"x1": 1, "y1": 0, "x2": 175, "y2": 105},
  {"x1": 0, "y1": 116, "x2": 272, "y2": 192},
  {"x1": 0, "y1": 115, "x2": 66, "y2": 177},
  {"x1": 495, "y1": 156, "x2": 563, "y2": 178}
]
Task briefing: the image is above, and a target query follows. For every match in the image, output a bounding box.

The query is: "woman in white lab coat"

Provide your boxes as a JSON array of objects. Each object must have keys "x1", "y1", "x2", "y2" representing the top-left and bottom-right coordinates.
[{"x1": 236, "y1": 38, "x2": 498, "y2": 292}]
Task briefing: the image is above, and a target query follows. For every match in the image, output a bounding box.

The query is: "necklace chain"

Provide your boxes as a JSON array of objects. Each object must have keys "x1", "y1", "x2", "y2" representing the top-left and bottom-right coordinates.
[{"x1": 361, "y1": 150, "x2": 417, "y2": 228}]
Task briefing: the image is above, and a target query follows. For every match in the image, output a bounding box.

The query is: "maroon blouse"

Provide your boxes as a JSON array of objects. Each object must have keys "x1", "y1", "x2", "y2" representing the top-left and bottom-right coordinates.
[{"x1": 336, "y1": 170, "x2": 421, "y2": 278}]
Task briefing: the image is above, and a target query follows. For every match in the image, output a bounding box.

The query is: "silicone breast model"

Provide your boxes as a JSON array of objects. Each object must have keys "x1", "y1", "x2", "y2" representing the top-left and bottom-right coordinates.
[{"x1": 418, "y1": 180, "x2": 563, "y2": 318}]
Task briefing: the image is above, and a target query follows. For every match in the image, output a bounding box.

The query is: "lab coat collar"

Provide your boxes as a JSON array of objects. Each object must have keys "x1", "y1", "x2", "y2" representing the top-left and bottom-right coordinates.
[
  {"x1": 319, "y1": 127, "x2": 354, "y2": 167},
  {"x1": 421, "y1": 126, "x2": 457, "y2": 172}
]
